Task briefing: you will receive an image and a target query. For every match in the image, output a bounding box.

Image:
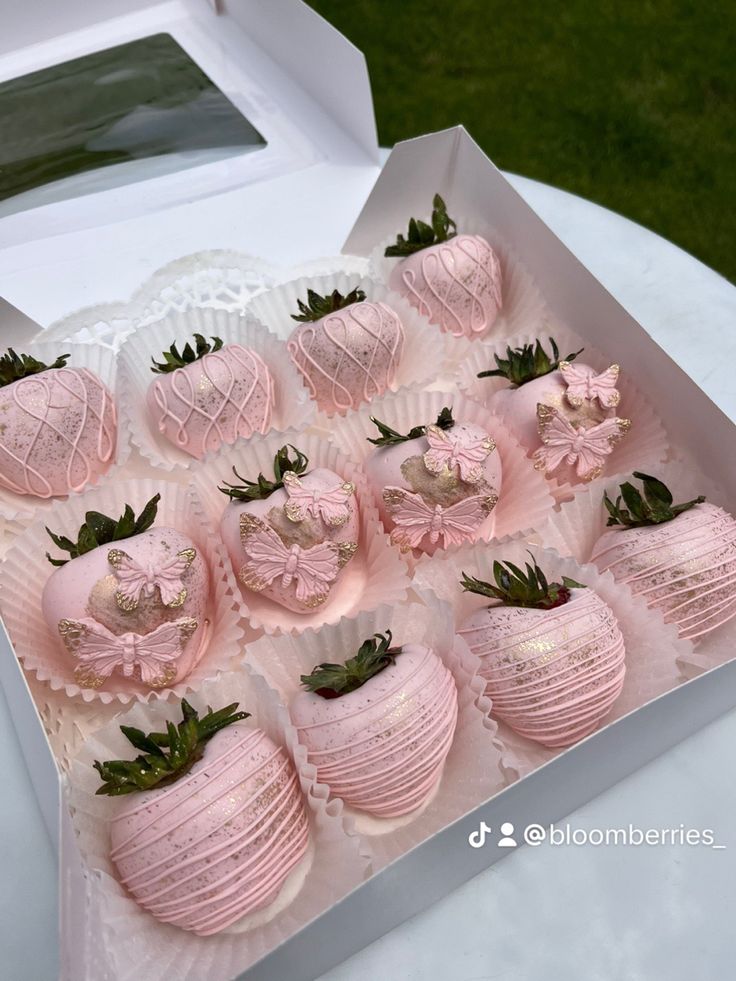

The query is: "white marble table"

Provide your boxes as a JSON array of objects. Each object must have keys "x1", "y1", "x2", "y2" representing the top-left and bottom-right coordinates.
[{"x1": 1, "y1": 174, "x2": 735, "y2": 981}]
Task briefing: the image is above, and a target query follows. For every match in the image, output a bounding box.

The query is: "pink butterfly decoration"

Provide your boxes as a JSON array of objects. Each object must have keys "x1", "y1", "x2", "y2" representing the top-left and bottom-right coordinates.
[
  {"x1": 283, "y1": 471, "x2": 355, "y2": 527},
  {"x1": 239, "y1": 517, "x2": 340, "y2": 605},
  {"x1": 58, "y1": 616, "x2": 198, "y2": 689},
  {"x1": 422, "y1": 425, "x2": 496, "y2": 484},
  {"x1": 383, "y1": 487, "x2": 497, "y2": 549},
  {"x1": 107, "y1": 547, "x2": 196, "y2": 611},
  {"x1": 534, "y1": 404, "x2": 631, "y2": 481},
  {"x1": 559, "y1": 361, "x2": 621, "y2": 408}
]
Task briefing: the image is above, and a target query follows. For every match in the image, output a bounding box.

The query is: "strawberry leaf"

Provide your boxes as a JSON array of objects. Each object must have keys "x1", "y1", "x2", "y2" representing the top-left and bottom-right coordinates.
[
  {"x1": 478, "y1": 338, "x2": 584, "y2": 386},
  {"x1": 46, "y1": 494, "x2": 161, "y2": 565},
  {"x1": 219, "y1": 445, "x2": 309, "y2": 501},
  {"x1": 385, "y1": 194, "x2": 457, "y2": 257},
  {"x1": 604, "y1": 473, "x2": 704, "y2": 527},
  {"x1": 461, "y1": 553, "x2": 583, "y2": 609},
  {"x1": 367, "y1": 406, "x2": 454, "y2": 446}
]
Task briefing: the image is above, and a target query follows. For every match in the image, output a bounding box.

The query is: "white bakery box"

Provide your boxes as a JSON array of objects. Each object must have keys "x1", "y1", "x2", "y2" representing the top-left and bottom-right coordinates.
[{"x1": 1, "y1": 2, "x2": 735, "y2": 981}]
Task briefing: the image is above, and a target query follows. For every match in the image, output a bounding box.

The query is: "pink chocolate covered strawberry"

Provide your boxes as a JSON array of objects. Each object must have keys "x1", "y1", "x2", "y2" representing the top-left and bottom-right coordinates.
[
  {"x1": 480, "y1": 338, "x2": 631, "y2": 483},
  {"x1": 147, "y1": 333, "x2": 274, "y2": 459},
  {"x1": 219, "y1": 445, "x2": 359, "y2": 613},
  {"x1": 458, "y1": 557, "x2": 625, "y2": 747},
  {"x1": 365, "y1": 407, "x2": 501, "y2": 554},
  {"x1": 97, "y1": 699, "x2": 310, "y2": 935},
  {"x1": 42, "y1": 495, "x2": 209, "y2": 692},
  {"x1": 291, "y1": 631, "x2": 458, "y2": 818},
  {"x1": 385, "y1": 194, "x2": 502, "y2": 338},
  {"x1": 591, "y1": 472, "x2": 736, "y2": 640},
  {"x1": 287, "y1": 287, "x2": 405, "y2": 414},
  {"x1": 0, "y1": 348, "x2": 116, "y2": 498}
]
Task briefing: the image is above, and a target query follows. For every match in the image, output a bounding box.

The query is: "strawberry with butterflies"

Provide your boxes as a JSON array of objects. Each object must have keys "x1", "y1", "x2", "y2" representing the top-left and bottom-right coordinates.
[
  {"x1": 42, "y1": 495, "x2": 210, "y2": 691},
  {"x1": 365, "y1": 406, "x2": 501, "y2": 554},
  {"x1": 218, "y1": 444, "x2": 359, "y2": 612},
  {"x1": 478, "y1": 336, "x2": 631, "y2": 483}
]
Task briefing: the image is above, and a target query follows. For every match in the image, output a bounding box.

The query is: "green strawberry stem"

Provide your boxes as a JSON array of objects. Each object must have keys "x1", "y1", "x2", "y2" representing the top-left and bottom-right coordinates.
[
  {"x1": 94, "y1": 700, "x2": 250, "y2": 796},
  {"x1": 46, "y1": 494, "x2": 160, "y2": 566},
  {"x1": 461, "y1": 554, "x2": 584, "y2": 610},
  {"x1": 218, "y1": 445, "x2": 309, "y2": 501},
  {"x1": 150, "y1": 334, "x2": 223, "y2": 374},
  {"x1": 301, "y1": 631, "x2": 402, "y2": 698},
  {"x1": 477, "y1": 338, "x2": 583, "y2": 386},
  {"x1": 367, "y1": 406, "x2": 454, "y2": 447},
  {"x1": 0, "y1": 349, "x2": 70, "y2": 389},
  {"x1": 384, "y1": 194, "x2": 457, "y2": 257},
  {"x1": 604, "y1": 472, "x2": 705, "y2": 528},
  {"x1": 291, "y1": 287, "x2": 366, "y2": 323}
]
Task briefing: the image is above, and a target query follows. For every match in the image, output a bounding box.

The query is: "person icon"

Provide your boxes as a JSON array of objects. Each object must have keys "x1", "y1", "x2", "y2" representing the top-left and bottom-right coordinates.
[{"x1": 498, "y1": 822, "x2": 517, "y2": 847}]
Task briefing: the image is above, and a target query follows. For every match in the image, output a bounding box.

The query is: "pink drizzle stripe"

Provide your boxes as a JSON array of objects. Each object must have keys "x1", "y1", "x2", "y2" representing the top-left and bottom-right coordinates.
[
  {"x1": 111, "y1": 728, "x2": 309, "y2": 936},
  {"x1": 287, "y1": 301, "x2": 404, "y2": 412},
  {"x1": 459, "y1": 591, "x2": 625, "y2": 747},
  {"x1": 0, "y1": 367, "x2": 116, "y2": 497},
  {"x1": 151, "y1": 346, "x2": 273, "y2": 454},
  {"x1": 399, "y1": 235, "x2": 501, "y2": 338},
  {"x1": 591, "y1": 507, "x2": 736, "y2": 640},
  {"x1": 296, "y1": 648, "x2": 458, "y2": 818}
]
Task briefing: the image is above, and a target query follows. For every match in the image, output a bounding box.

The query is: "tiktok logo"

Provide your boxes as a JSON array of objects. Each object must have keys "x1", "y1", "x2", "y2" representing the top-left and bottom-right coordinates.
[{"x1": 468, "y1": 821, "x2": 493, "y2": 848}]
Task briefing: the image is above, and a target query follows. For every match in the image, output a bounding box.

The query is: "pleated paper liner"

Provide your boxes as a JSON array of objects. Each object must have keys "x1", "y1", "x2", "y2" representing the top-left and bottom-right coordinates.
[
  {"x1": 0, "y1": 476, "x2": 244, "y2": 706},
  {"x1": 370, "y1": 215, "x2": 557, "y2": 345},
  {"x1": 532, "y1": 461, "x2": 736, "y2": 680},
  {"x1": 243, "y1": 599, "x2": 504, "y2": 871},
  {"x1": 326, "y1": 386, "x2": 555, "y2": 550},
  {"x1": 67, "y1": 667, "x2": 369, "y2": 979},
  {"x1": 0, "y1": 340, "x2": 129, "y2": 523},
  {"x1": 412, "y1": 539, "x2": 690, "y2": 779},
  {"x1": 245, "y1": 269, "x2": 465, "y2": 410},
  {"x1": 117, "y1": 308, "x2": 313, "y2": 472},
  {"x1": 189, "y1": 427, "x2": 411, "y2": 636}
]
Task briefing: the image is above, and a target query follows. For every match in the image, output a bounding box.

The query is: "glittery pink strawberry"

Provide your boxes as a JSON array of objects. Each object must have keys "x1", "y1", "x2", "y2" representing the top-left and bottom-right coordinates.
[
  {"x1": 480, "y1": 338, "x2": 631, "y2": 483},
  {"x1": 147, "y1": 333, "x2": 274, "y2": 459},
  {"x1": 385, "y1": 194, "x2": 502, "y2": 338},
  {"x1": 0, "y1": 348, "x2": 116, "y2": 499},
  {"x1": 219, "y1": 445, "x2": 359, "y2": 613},
  {"x1": 291, "y1": 631, "x2": 458, "y2": 817},
  {"x1": 458, "y1": 557, "x2": 625, "y2": 747},
  {"x1": 591, "y1": 472, "x2": 736, "y2": 640},
  {"x1": 42, "y1": 495, "x2": 209, "y2": 693},
  {"x1": 364, "y1": 407, "x2": 501, "y2": 554},
  {"x1": 97, "y1": 699, "x2": 310, "y2": 935},
  {"x1": 286, "y1": 287, "x2": 405, "y2": 415}
]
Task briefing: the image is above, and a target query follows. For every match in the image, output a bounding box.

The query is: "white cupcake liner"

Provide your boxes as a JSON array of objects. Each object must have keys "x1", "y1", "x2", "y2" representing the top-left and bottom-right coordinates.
[
  {"x1": 532, "y1": 460, "x2": 736, "y2": 679},
  {"x1": 36, "y1": 250, "x2": 279, "y2": 352},
  {"x1": 0, "y1": 476, "x2": 244, "y2": 707},
  {"x1": 66, "y1": 667, "x2": 368, "y2": 978},
  {"x1": 246, "y1": 270, "x2": 463, "y2": 412},
  {"x1": 326, "y1": 387, "x2": 555, "y2": 548},
  {"x1": 370, "y1": 214, "x2": 557, "y2": 345},
  {"x1": 243, "y1": 599, "x2": 504, "y2": 871},
  {"x1": 471, "y1": 333, "x2": 672, "y2": 504},
  {"x1": 189, "y1": 427, "x2": 411, "y2": 635},
  {"x1": 412, "y1": 539, "x2": 690, "y2": 779},
  {"x1": 272, "y1": 254, "x2": 372, "y2": 284},
  {"x1": 117, "y1": 308, "x2": 313, "y2": 472},
  {"x1": 0, "y1": 340, "x2": 129, "y2": 523}
]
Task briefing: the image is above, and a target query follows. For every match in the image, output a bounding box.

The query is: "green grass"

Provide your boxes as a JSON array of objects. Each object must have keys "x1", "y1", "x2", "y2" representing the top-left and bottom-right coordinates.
[{"x1": 308, "y1": 0, "x2": 736, "y2": 283}]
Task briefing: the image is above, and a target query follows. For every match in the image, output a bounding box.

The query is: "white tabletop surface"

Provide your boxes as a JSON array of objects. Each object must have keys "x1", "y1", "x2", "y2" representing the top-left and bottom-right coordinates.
[{"x1": 1, "y1": 173, "x2": 735, "y2": 981}]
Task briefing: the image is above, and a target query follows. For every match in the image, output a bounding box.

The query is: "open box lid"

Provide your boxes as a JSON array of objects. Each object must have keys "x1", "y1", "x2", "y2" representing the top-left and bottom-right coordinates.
[
  {"x1": 343, "y1": 126, "x2": 736, "y2": 499},
  {"x1": 0, "y1": 0, "x2": 381, "y2": 324}
]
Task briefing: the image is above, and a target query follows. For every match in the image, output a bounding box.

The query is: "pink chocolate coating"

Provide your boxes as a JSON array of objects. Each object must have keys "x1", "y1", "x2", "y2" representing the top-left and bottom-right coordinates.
[
  {"x1": 109, "y1": 725, "x2": 310, "y2": 935},
  {"x1": 220, "y1": 467, "x2": 359, "y2": 613},
  {"x1": 42, "y1": 527, "x2": 209, "y2": 692},
  {"x1": 365, "y1": 421, "x2": 502, "y2": 555},
  {"x1": 287, "y1": 300, "x2": 404, "y2": 414},
  {"x1": 389, "y1": 234, "x2": 502, "y2": 338},
  {"x1": 590, "y1": 502, "x2": 736, "y2": 640},
  {"x1": 0, "y1": 366, "x2": 116, "y2": 498},
  {"x1": 147, "y1": 344, "x2": 274, "y2": 459},
  {"x1": 290, "y1": 644, "x2": 458, "y2": 817},
  {"x1": 459, "y1": 589, "x2": 625, "y2": 747}
]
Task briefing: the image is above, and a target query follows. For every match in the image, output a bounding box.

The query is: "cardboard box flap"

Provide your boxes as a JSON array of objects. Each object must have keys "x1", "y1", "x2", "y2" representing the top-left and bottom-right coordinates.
[{"x1": 343, "y1": 126, "x2": 736, "y2": 496}]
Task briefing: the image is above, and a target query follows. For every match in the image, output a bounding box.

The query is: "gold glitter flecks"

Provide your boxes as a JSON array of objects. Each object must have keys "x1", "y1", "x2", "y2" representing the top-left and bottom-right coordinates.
[
  {"x1": 176, "y1": 616, "x2": 199, "y2": 646},
  {"x1": 240, "y1": 567, "x2": 267, "y2": 591},
  {"x1": 481, "y1": 494, "x2": 499, "y2": 515},
  {"x1": 165, "y1": 586, "x2": 188, "y2": 610},
  {"x1": 301, "y1": 592, "x2": 328, "y2": 609},
  {"x1": 383, "y1": 487, "x2": 405, "y2": 507},
  {"x1": 147, "y1": 664, "x2": 178, "y2": 690},
  {"x1": 582, "y1": 465, "x2": 604, "y2": 482},
  {"x1": 284, "y1": 500, "x2": 304, "y2": 524},
  {"x1": 239, "y1": 511, "x2": 266, "y2": 543},
  {"x1": 337, "y1": 541, "x2": 358, "y2": 567},
  {"x1": 73, "y1": 664, "x2": 105, "y2": 689}
]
